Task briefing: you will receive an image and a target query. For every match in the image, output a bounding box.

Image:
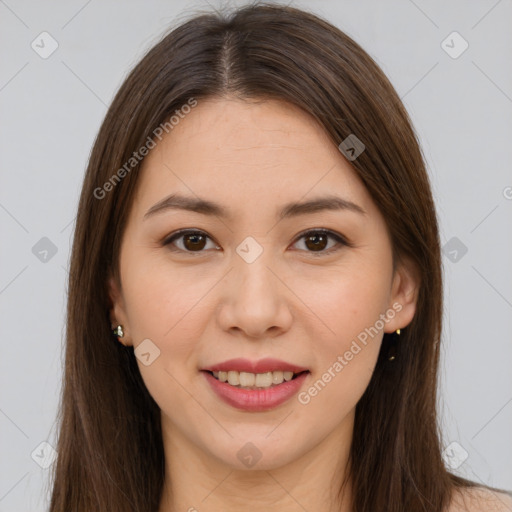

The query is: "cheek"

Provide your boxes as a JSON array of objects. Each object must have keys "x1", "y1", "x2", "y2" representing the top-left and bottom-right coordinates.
[
  {"x1": 122, "y1": 253, "x2": 213, "y2": 341},
  {"x1": 307, "y1": 266, "x2": 390, "y2": 350},
  {"x1": 119, "y1": 255, "x2": 218, "y2": 409},
  {"x1": 120, "y1": 260, "x2": 212, "y2": 414},
  {"x1": 297, "y1": 268, "x2": 389, "y2": 409},
  {"x1": 297, "y1": 295, "x2": 384, "y2": 424}
]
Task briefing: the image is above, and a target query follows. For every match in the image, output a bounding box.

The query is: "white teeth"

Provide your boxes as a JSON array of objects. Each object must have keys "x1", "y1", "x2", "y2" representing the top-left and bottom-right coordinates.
[
  {"x1": 210, "y1": 369, "x2": 301, "y2": 388},
  {"x1": 272, "y1": 370, "x2": 284, "y2": 384},
  {"x1": 227, "y1": 371, "x2": 239, "y2": 386},
  {"x1": 255, "y1": 372, "x2": 273, "y2": 388},
  {"x1": 239, "y1": 372, "x2": 255, "y2": 387},
  {"x1": 283, "y1": 371, "x2": 294, "y2": 381}
]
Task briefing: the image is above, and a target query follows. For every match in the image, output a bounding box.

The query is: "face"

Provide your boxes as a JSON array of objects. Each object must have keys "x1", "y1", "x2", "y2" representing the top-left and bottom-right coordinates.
[{"x1": 109, "y1": 97, "x2": 419, "y2": 471}]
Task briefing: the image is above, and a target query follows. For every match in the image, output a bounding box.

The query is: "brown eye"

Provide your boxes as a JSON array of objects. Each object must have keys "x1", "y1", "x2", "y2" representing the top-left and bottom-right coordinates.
[
  {"x1": 163, "y1": 230, "x2": 218, "y2": 253},
  {"x1": 292, "y1": 229, "x2": 348, "y2": 255},
  {"x1": 163, "y1": 228, "x2": 349, "y2": 256},
  {"x1": 182, "y1": 233, "x2": 207, "y2": 251},
  {"x1": 304, "y1": 232, "x2": 329, "y2": 251}
]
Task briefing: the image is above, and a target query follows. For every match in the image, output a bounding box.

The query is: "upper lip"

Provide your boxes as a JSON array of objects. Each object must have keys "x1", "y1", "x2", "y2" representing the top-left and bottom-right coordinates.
[{"x1": 202, "y1": 358, "x2": 309, "y2": 374}]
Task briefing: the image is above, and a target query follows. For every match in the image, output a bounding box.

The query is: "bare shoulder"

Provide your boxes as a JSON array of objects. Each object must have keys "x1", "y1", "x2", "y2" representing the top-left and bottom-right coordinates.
[{"x1": 448, "y1": 486, "x2": 512, "y2": 512}]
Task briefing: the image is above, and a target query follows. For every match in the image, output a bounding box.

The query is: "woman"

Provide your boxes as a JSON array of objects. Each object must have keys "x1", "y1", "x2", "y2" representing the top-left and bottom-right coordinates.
[{"x1": 48, "y1": 3, "x2": 512, "y2": 511}]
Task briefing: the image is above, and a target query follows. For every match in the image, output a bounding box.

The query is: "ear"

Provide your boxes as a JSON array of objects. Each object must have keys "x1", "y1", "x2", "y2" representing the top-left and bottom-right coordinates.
[
  {"x1": 384, "y1": 257, "x2": 420, "y2": 333},
  {"x1": 107, "y1": 275, "x2": 132, "y2": 346}
]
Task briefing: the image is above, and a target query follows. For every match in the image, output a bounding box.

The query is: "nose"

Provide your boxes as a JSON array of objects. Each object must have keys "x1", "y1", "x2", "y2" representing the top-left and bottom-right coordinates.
[{"x1": 216, "y1": 249, "x2": 293, "y2": 340}]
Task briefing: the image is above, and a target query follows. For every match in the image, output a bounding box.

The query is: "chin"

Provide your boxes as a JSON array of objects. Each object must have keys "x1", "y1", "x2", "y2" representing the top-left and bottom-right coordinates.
[{"x1": 207, "y1": 435, "x2": 301, "y2": 471}]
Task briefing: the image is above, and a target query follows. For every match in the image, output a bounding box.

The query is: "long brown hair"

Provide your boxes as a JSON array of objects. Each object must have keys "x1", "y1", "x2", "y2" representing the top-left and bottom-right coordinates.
[{"x1": 48, "y1": 3, "x2": 500, "y2": 511}]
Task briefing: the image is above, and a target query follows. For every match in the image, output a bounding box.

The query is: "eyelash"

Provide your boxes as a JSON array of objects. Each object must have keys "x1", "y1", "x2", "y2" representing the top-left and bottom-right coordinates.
[{"x1": 162, "y1": 228, "x2": 351, "y2": 257}]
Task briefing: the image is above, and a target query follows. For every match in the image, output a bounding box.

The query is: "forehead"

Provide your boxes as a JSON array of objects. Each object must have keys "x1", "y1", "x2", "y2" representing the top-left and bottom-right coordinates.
[
  {"x1": 133, "y1": 97, "x2": 376, "y2": 220},
  {"x1": 160, "y1": 97, "x2": 333, "y2": 157}
]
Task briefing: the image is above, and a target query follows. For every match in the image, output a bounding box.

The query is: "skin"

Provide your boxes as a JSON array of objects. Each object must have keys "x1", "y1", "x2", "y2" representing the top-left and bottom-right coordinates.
[{"x1": 108, "y1": 97, "x2": 420, "y2": 512}]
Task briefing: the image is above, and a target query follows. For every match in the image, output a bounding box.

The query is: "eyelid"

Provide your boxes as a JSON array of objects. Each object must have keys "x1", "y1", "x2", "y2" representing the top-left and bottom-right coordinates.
[
  {"x1": 162, "y1": 229, "x2": 220, "y2": 253},
  {"x1": 162, "y1": 228, "x2": 351, "y2": 255},
  {"x1": 291, "y1": 228, "x2": 351, "y2": 256}
]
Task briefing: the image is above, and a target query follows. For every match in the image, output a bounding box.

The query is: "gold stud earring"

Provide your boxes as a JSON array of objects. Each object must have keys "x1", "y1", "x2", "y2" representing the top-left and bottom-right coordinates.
[{"x1": 388, "y1": 328, "x2": 401, "y2": 361}]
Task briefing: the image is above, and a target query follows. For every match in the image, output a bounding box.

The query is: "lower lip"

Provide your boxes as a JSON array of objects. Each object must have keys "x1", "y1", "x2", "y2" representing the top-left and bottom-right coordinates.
[{"x1": 202, "y1": 371, "x2": 310, "y2": 412}]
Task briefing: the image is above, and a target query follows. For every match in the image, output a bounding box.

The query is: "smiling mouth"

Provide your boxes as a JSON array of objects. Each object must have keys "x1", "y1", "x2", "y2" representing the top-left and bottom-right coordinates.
[{"x1": 204, "y1": 369, "x2": 309, "y2": 390}]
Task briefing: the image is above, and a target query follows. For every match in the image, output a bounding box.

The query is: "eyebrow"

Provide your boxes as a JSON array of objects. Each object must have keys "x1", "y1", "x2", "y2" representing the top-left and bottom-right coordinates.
[{"x1": 143, "y1": 193, "x2": 366, "y2": 221}]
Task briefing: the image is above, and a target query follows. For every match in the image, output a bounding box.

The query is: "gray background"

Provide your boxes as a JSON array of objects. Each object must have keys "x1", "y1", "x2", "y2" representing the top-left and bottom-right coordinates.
[{"x1": 1, "y1": 0, "x2": 511, "y2": 509}]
